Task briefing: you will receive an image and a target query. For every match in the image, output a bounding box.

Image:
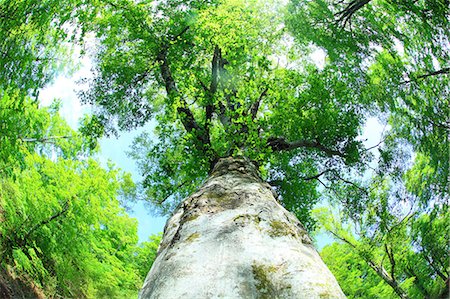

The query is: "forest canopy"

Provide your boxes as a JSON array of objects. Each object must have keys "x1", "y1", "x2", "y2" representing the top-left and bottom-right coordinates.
[{"x1": 0, "y1": 0, "x2": 448, "y2": 298}]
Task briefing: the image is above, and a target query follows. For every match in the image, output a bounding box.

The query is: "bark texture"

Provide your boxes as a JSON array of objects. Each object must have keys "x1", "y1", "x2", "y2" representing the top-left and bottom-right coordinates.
[{"x1": 139, "y1": 157, "x2": 345, "y2": 298}]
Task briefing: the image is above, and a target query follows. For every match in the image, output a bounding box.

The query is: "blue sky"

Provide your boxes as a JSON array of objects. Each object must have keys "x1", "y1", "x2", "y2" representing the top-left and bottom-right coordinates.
[{"x1": 39, "y1": 55, "x2": 167, "y2": 242}]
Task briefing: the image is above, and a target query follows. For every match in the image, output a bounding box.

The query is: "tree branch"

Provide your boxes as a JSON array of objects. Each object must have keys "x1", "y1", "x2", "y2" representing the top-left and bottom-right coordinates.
[
  {"x1": 158, "y1": 181, "x2": 188, "y2": 204},
  {"x1": 250, "y1": 87, "x2": 268, "y2": 121},
  {"x1": 424, "y1": 255, "x2": 448, "y2": 282},
  {"x1": 267, "y1": 137, "x2": 346, "y2": 158},
  {"x1": 22, "y1": 199, "x2": 71, "y2": 242},
  {"x1": 204, "y1": 46, "x2": 222, "y2": 131},
  {"x1": 384, "y1": 244, "x2": 396, "y2": 281},
  {"x1": 210, "y1": 46, "x2": 221, "y2": 94},
  {"x1": 333, "y1": 173, "x2": 368, "y2": 195},
  {"x1": 329, "y1": 229, "x2": 410, "y2": 299},
  {"x1": 301, "y1": 169, "x2": 331, "y2": 181},
  {"x1": 401, "y1": 67, "x2": 450, "y2": 84},
  {"x1": 335, "y1": 0, "x2": 371, "y2": 28},
  {"x1": 19, "y1": 135, "x2": 71, "y2": 143},
  {"x1": 156, "y1": 27, "x2": 210, "y2": 147}
]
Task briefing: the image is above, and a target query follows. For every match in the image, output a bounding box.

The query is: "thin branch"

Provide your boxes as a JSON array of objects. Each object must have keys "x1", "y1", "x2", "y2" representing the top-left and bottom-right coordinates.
[
  {"x1": 335, "y1": 0, "x2": 371, "y2": 28},
  {"x1": 22, "y1": 199, "x2": 71, "y2": 242},
  {"x1": 204, "y1": 46, "x2": 222, "y2": 131},
  {"x1": 19, "y1": 135, "x2": 71, "y2": 143},
  {"x1": 156, "y1": 27, "x2": 210, "y2": 147},
  {"x1": 384, "y1": 243, "x2": 396, "y2": 281},
  {"x1": 210, "y1": 46, "x2": 221, "y2": 94},
  {"x1": 364, "y1": 133, "x2": 389, "y2": 152},
  {"x1": 401, "y1": 67, "x2": 450, "y2": 84},
  {"x1": 328, "y1": 229, "x2": 357, "y2": 248},
  {"x1": 424, "y1": 255, "x2": 448, "y2": 282},
  {"x1": 250, "y1": 87, "x2": 268, "y2": 121},
  {"x1": 198, "y1": 79, "x2": 209, "y2": 93},
  {"x1": 334, "y1": 174, "x2": 369, "y2": 195},
  {"x1": 158, "y1": 181, "x2": 188, "y2": 204},
  {"x1": 301, "y1": 169, "x2": 331, "y2": 181},
  {"x1": 267, "y1": 137, "x2": 346, "y2": 158},
  {"x1": 386, "y1": 208, "x2": 415, "y2": 235}
]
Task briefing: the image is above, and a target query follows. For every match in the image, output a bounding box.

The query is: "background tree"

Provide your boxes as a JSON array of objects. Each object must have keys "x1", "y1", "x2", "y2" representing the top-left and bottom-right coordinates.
[
  {"x1": 0, "y1": 1, "x2": 161, "y2": 297},
  {"x1": 285, "y1": 1, "x2": 449, "y2": 297},
  {"x1": 321, "y1": 242, "x2": 396, "y2": 298},
  {"x1": 0, "y1": 97, "x2": 162, "y2": 298},
  {"x1": 314, "y1": 142, "x2": 449, "y2": 298}
]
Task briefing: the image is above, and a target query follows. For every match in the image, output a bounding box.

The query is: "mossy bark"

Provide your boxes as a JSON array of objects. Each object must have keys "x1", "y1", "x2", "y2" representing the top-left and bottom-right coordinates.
[{"x1": 139, "y1": 157, "x2": 345, "y2": 298}]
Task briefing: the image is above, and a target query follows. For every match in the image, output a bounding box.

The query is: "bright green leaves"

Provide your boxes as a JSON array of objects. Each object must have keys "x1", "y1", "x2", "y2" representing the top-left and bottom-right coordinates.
[
  {"x1": 129, "y1": 129, "x2": 208, "y2": 214},
  {"x1": 265, "y1": 66, "x2": 367, "y2": 166},
  {"x1": 195, "y1": 0, "x2": 281, "y2": 68},
  {"x1": 0, "y1": 0, "x2": 99, "y2": 96},
  {"x1": 133, "y1": 234, "x2": 162, "y2": 280},
  {"x1": 80, "y1": 0, "x2": 378, "y2": 221},
  {"x1": 317, "y1": 204, "x2": 449, "y2": 298},
  {"x1": 0, "y1": 153, "x2": 147, "y2": 298},
  {"x1": 321, "y1": 243, "x2": 396, "y2": 298},
  {"x1": 0, "y1": 89, "x2": 89, "y2": 175}
]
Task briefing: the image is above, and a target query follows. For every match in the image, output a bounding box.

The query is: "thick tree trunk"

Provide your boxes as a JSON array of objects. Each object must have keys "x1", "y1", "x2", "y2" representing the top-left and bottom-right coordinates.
[{"x1": 139, "y1": 157, "x2": 345, "y2": 298}]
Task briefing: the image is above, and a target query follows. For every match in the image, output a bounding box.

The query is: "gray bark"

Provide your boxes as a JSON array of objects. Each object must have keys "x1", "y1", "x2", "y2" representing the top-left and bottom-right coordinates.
[{"x1": 139, "y1": 157, "x2": 346, "y2": 298}]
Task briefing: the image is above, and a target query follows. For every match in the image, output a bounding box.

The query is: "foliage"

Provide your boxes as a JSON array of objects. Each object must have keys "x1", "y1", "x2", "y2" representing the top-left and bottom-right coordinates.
[
  {"x1": 284, "y1": 3, "x2": 449, "y2": 296},
  {"x1": 80, "y1": 0, "x2": 377, "y2": 230},
  {"x1": 0, "y1": 89, "x2": 91, "y2": 176},
  {"x1": 0, "y1": 151, "x2": 145, "y2": 298},
  {"x1": 321, "y1": 242, "x2": 395, "y2": 298},
  {"x1": 133, "y1": 234, "x2": 162, "y2": 280},
  {"x1": 0, "y1": 0, "x2": 100, "y2": 96},
  {"x1": 315, "y1": 156, "x2": 449, "y2": 298},
  {"x1": 287, "y1": 0, "x2": 450, "y2": 199},
  {"x1": 0, "y1": 1, "x2": 166, "y2": 297}
]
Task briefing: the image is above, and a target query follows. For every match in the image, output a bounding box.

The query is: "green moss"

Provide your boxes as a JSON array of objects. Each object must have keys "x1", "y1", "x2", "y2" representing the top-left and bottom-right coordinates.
[
  {"x1": 233, "y1": 214, "x2": 261, "y2": 224},
  {"x1": 252, "y1": 264, "x2": 278, "y2": 299},
  {"x1": 184, "y1": 214, "x2": 199, "y2": 222},
  {"x1": 185, "y1": 232, "x2": 200, "y2": 243},
  {"x1": 319, "y1": 293, "x2": 334, "y2": 299},
  {"x1": 268, "y1": 220, "x2": 295, "y2": 238},
  {"x1": 252, "y1": 263, "x2": 292, "y2": 298}
]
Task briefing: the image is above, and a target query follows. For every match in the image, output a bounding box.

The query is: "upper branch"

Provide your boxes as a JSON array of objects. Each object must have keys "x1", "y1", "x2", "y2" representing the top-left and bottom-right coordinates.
[
  {"x1": 267, "y1": 137, "x2": 346, "y2": 158},
  {"x1": 157, "y1": 48, "x2": 178, "y2": 98},
  {"x1": 156, "y1": 27, "x2": 210, "y2": 146},
  {"x1": 156, "y1": 25, "x2": 191, "y2": 98},
  {"x1": 22, "y1": 199, "x2": 71, "y2": 243},
  {"x1": 335, "y1": 0, "x2": 371, "y2": 27},
  {"x1": 210, "y1": 46, "x2": 221, "y2": 94},
  {"x1": 205, "y1": 46, "x2": 221, "y2": 130},
  {"x1": 401, "y1": 67, "x2": 450, "y2": 84},
  {"x1": 250, "y1": 87, "x2": 268, "y2": 120},
  {"x1": 19, "y1": 135, "x2": 71, "y2": 143}
]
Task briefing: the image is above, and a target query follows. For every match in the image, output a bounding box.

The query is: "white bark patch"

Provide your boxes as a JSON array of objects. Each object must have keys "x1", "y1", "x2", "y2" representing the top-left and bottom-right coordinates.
[{"x1": 140, "y1": 157, "x2": 346, "y2": 299}]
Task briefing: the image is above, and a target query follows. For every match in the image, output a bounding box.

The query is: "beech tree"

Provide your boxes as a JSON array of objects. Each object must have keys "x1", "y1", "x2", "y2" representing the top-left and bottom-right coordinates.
[{"x1": 78, "y1": 0, "x2": 379, "y2": 297}]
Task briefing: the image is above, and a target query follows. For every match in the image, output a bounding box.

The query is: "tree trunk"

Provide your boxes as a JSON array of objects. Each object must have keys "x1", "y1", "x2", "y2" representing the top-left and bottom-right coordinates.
[{"x1": 139, "y1": 157, "x2": 345, "y2": 298}]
